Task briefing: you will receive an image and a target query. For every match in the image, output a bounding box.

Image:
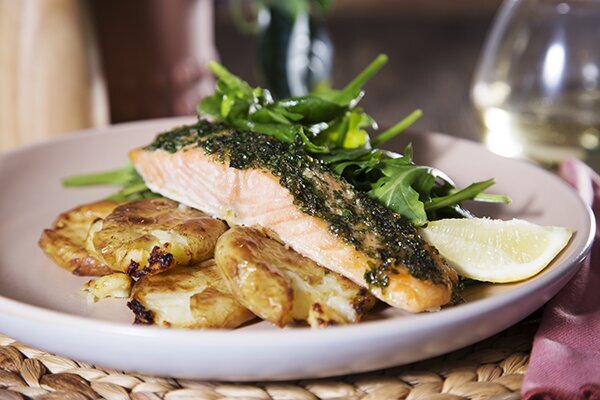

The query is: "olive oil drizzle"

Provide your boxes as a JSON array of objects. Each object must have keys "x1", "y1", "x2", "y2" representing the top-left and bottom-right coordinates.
[{"x1": 146, "y1": 121, "x2": 445, "y2": 287}]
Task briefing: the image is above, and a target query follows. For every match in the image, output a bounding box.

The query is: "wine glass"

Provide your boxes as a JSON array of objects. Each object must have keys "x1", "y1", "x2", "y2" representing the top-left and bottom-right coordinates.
[{"x1": 471, "y1": 0, "x2": 600, "y2": 170}]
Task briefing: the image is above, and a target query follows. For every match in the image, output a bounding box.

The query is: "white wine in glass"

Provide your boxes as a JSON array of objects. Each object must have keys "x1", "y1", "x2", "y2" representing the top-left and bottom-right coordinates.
[{"x1": 472, "y1": 0, "x2": 600, "y2": 170}]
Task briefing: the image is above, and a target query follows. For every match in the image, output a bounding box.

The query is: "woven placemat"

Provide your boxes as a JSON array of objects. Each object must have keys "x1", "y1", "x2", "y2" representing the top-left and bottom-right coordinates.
[{"x1": 0, "y1": 320, "x2": 537, "y2": 400}]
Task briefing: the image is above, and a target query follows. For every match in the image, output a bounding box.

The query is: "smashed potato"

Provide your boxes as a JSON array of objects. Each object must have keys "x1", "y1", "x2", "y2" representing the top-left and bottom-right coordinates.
[
  {"x1": 42, "y1": 198, "x2": 380, "y2": 329},
  {"x1": 215, "y1": 226, "x2": 376, "y2": 327},
  {"x1": 87, "y1": 198, "x2": 227, "y2": 278},
  {"x1": 129, "y1": 260, "x2": 255, "y2": 328},
  {"x1": 83, "y1": 272, "x2": 133, "y2": 302},
  {"x1": 39, "y1": 200, "x2": 121, "y2": 276}
]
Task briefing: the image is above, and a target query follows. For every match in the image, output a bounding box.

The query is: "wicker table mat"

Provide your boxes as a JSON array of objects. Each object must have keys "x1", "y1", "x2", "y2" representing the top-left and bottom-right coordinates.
[{"x1": 0, "y1": 320, "x2": 537, "y2": 400}]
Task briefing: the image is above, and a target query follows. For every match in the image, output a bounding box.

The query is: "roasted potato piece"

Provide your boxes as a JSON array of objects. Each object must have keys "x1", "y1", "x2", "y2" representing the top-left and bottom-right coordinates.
[
  {"x1": 39, "y1": 200, "x2": 121, "y2": 276},
  {"x1": 83, "y1": 272, "x2": 133, "y2": 302},
  {"x1": 215, "y1": 226, "x2": 376, "y2": 328},
  {"x1": 129, "y1": 260, "x2": 255, "y2": 328},
  {"x1": 87, "y1": 198, "x2": 228, "y2": 278}
]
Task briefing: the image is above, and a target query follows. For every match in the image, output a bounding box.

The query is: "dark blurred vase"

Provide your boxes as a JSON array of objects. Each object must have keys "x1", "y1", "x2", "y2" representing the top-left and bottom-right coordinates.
[
  {"x1": 257, "y1": 5, "x2": 333, "y2": 99},
  {"x1": 91, "y1": 0, "x2": 217, "y2": 122}
]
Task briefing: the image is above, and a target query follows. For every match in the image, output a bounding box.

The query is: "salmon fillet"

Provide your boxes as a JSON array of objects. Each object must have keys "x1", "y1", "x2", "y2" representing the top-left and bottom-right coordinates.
[{"x1": 130, "y1": 121, "x2": 459, "y2": 312}]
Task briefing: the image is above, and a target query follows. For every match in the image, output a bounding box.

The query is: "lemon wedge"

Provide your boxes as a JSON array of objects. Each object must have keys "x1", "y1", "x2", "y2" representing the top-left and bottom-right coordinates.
[{"x1": 419, "y1": 218, "x2": 572, "y2": 283}]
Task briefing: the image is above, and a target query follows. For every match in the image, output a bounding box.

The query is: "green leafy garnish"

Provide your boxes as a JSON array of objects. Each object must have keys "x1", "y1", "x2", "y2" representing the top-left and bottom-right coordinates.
[
  {"x1": 64, "y1": 54, "x2": 509, "y2": 224},
  {"x1": 197, "y1": 55, "x2": 387, "y2": 150},
  {"x1": 62, "y1": 162, "x2": 159, "y2": 201},
  {"x1": 198, "y1": 54, "x2": 509, "y2": 225}
]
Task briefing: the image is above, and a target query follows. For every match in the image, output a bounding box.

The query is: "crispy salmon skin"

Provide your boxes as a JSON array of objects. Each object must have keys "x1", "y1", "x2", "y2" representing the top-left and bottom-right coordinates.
[{"x1": 130, "y1": 120, "x2": 459, "y2": 312}]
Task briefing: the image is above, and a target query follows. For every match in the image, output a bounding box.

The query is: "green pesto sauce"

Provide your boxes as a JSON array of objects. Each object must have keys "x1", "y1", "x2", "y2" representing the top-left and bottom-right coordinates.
[
  {"x1": 145, "y1": 120, "x2": 228, "y2": 153},
  {"x1": 146, "y1": 120, "x2": 446, "y2": 288}
]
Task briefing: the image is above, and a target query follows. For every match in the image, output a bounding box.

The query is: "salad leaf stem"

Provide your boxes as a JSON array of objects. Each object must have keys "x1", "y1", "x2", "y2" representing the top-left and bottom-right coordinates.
[
  {"x1": 316, "y1": 54, "x2": 388, "y2": 106},
  {"x1": 344, "y1": 54, "x2": 388, "y2": 96},
  {"x1": 371, "y1": 109, "x2": 422, "y2": 147},
  {"x1": 63, "y1": 162, "x2": 159, "y2": 201},
  {"x1": 471, "y1": 192, "x2": 512, "y2": 203},
  {"x1": 62, "y1": 163, "x2": 135, "y2": 187},
  {"x1": 424, "y1": 179, "x2": 496, "y2": 212}
]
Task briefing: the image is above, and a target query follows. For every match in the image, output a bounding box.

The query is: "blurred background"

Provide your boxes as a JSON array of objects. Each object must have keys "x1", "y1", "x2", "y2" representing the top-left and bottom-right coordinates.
[
  {"x1": 216, "y1": 0, "x2": 502, "y2": 141},
  {"x1": 4, "y1": 0, "x2": 599, "y2": 171},
  {"x1": 0, "y1": 0, "x2": 501, "y2": 151}
]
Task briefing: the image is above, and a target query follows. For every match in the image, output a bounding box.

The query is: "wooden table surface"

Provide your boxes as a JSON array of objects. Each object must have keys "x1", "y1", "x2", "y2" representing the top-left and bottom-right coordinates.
[{"x1": 215, "y1": 8, "x2": 499, "y2": 143}]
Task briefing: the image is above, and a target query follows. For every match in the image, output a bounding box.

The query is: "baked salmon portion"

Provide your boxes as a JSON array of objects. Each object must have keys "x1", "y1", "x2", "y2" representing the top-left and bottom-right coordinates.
[{"x1": 130, "y1": 120, "x2": 459, "y2": 312}]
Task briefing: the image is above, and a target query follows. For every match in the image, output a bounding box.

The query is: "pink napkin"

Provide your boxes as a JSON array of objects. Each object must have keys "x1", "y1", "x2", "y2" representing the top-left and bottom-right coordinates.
[{"x1": 522, "y1": 159, "x2": 600, "y2": 399}]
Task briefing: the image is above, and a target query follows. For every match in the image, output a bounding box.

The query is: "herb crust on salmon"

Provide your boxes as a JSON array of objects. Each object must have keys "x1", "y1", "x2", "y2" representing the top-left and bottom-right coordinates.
[{"x1": 131, "y1": 120, "x2": 459, "y2": 312}]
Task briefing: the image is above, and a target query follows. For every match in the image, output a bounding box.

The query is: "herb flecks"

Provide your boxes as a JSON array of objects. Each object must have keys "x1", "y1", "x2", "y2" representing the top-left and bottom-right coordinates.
[
  {"x1": 147, "y1": 121, "x2": 446, "y2": 288},
  {"x1": 145, "y1": 120, "x2": 228, "y2": 153}
]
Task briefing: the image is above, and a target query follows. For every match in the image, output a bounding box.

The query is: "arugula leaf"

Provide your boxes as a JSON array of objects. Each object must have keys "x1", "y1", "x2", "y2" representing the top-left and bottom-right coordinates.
[
  {"x1": 318, "y1": 147, "x2": 373, "y2": 164},
  {"x1": 233, "y1": 119, "x2": 299, "y2": 143},
  {"x1": 297, "y1": 130, "x2": 330, "y2": 153},
  {"x1": 369, "y1": 165, "x2": 435, "y2": 226},
  {"x1": 339, "y1": 110, "x2": 373, "y2": 148},
  {"x1": 276, "y1": 96, "x2": 345, "y2": 123},
  {"x1": 209, "y1": 61, "x2": 254, "y2": 97},
  {"x1": 197, "y1": 94, "x2": 220, "y2": 116}
]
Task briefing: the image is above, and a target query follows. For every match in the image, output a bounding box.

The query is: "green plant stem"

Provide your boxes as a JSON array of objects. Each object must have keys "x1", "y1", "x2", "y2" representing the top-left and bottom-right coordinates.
[
  {"x1": 472, "y1": 193, "x2": 511, "y2": 203},
  {"x1": 62, "y1": 165, "x2": 133, "y2": 187},
  {"x1": 120, "y1": 182, "x2": 150, "y2": 196},
  {"x1": 341, "y1": 54, "x2": 389, "y2": 98},
  {"x1": 424, "y1": 179, "x2": 496, "y2": 212},
  {"x1": 371, "y1": 109, "x2": 422, "y2": 147}
]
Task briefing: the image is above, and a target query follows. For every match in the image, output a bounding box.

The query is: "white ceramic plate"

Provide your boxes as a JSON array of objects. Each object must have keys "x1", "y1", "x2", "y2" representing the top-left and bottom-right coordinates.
[{"x1": 0, "y1": 118, "x2": 594, "y2": 381}]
